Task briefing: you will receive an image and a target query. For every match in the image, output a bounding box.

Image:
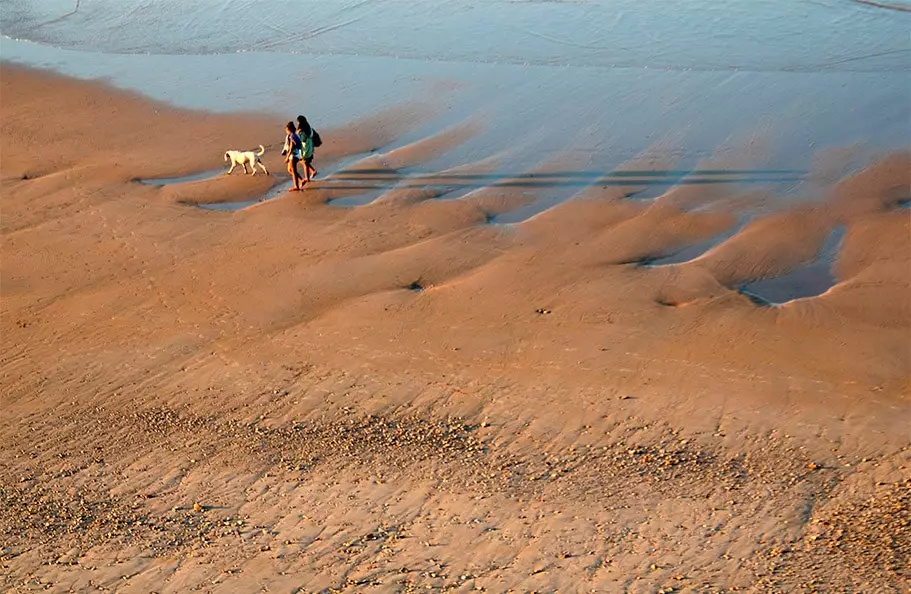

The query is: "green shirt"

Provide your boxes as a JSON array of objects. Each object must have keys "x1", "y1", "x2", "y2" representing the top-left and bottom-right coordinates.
[{"x1": 299, "y1": 130, "x2": 314, "y2": 159}]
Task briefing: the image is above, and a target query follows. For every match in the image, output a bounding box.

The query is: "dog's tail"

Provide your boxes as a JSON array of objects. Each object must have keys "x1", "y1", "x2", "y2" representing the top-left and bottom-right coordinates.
[{"x1": 257, "y1": 145, "x2": 265, "y2": 156}]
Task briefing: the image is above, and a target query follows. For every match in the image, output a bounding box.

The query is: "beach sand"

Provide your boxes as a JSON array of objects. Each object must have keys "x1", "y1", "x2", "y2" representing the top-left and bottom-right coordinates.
[{"x1": 1, "y1": 64, "x2": 909, "y2": 592}]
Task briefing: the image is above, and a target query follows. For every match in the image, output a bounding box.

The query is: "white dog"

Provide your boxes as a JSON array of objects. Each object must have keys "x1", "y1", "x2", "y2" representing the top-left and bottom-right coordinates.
[{"x1": 224, "y1": 145, "x2": 269, "y2": 175}]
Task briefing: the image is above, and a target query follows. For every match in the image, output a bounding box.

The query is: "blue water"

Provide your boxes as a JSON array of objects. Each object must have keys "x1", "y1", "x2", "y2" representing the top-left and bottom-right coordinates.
[
  {"x1": 1, "y1": 0, "x2": 909, "y2": 208},
  {"x1": 3, "y1": 0, "x2": 909, "y2": 72},
  {"x1": 739, "y1": 225, "x2": 847, "y2": 305}
]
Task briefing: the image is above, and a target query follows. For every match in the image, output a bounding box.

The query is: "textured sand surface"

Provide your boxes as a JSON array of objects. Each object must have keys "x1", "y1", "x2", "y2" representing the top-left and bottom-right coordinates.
[{"x1": 1, "y1": 65, "x2": 909, "y2": 593}]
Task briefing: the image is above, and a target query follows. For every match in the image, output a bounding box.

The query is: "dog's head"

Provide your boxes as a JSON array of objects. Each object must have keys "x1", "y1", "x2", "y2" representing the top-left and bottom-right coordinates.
[{"x1": 224, "y1": 152, "x2": 230, "y2": 162}]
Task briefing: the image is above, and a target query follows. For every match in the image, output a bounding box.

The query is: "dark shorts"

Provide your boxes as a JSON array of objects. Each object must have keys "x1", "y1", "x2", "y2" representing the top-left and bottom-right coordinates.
[{"x1": 304, "y1": 156, "x2": 313, "y2": 166}]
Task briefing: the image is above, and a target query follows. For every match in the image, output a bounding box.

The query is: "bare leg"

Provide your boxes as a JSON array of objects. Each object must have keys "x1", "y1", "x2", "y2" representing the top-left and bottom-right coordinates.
[
  {"x1": 287, "y1": 158, "x2": 301, "y2": 190},
  {"x1": 303, "y1": 159, "x2": 315, "y2": 183},
  {"x1": 294, "y1": 158, "x2": 304, "y2": 189}
]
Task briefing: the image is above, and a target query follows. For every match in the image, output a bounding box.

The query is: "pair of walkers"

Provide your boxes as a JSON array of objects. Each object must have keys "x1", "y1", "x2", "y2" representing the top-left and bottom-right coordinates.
[{"x1": 282, "y1": 115, "x2": 318, "y2": 191}]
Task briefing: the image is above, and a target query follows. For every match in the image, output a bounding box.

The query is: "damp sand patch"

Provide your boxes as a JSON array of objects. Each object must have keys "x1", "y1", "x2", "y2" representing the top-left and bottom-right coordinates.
[
  {"x1": 139, "y1": 170, "x2": 226, "y2": 186},
  {"x1": 138, "y1": 167, "x2": 285, "y2": 211}
]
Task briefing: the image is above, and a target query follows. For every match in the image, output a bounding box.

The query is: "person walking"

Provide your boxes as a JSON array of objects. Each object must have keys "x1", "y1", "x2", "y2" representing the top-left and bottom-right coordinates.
[
  {"x1": 281, "y1": 121, "x2": 304, "y2": 190},
  {"x1": 296, "y1": 115, "x2": 318, "y2": 183}
]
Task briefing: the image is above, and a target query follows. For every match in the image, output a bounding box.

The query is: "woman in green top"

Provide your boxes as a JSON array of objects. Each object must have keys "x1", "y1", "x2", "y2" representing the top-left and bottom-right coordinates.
[{"x1": 296, "y1": 115, "x2": 318, "y2": 184}]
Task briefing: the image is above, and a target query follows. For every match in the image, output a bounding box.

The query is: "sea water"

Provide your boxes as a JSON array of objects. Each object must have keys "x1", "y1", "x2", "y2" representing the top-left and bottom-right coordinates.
[{"x1": 1, "y1": 0, "x2": 909, "y2": 199}]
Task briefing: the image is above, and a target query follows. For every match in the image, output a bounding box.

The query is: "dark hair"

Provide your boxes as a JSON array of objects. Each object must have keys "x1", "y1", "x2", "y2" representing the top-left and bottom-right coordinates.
[
  {"x1": 296, "y1": 115, "x2": 312, "y2": 138},
  {"x1": 285, "y1": 121, "x2": 295, "y2": 133}
]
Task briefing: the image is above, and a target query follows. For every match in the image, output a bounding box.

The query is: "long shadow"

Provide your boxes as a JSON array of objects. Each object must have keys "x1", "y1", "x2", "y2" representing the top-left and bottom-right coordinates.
[
  {"x1": 335, "y1": 169, "x2": 805, "y2": 178},
  {"x1": 327, "y1": 168, "x2": 805, "y2": 190},
  {"x1": 190, "y1": 167, "x2": 805, "y2": 212},
  {"x1": 321, "y1": 177, "x2": 805, "y2": 192}
]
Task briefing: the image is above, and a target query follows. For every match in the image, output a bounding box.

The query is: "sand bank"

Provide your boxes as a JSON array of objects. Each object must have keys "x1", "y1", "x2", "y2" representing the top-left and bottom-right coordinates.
[{"x1": 1, "y1": 65, "x2": 909, "y2": 592}]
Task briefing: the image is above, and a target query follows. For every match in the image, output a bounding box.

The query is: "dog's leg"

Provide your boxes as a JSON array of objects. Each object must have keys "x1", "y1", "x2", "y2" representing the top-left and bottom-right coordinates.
[
  {"x1": 243, "y1": 162, "x2": 251, "y2": 175},
  {"x1": 258, "y1": 161, "x2": 270, "y2": 175},
  {"x1": 227, "y1": 162, "x2": 236, "y2": 174}
]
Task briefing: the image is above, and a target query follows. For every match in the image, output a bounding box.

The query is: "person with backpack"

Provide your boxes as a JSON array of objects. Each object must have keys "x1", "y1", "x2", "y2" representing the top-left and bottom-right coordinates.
[
  {"x1": 296, "y1": 115, "x2": 320, "y2": 184},
  {"x1": 281, "y1": 121, "x2": 304, "y2": 191}
]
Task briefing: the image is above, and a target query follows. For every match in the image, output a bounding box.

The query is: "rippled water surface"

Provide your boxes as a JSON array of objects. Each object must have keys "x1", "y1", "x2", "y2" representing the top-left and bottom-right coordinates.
[
  {"x1": 3, "y1": 0, "x2": 910, "y2": 71},
  {"x1": 2, "y1": 0, "x2": 909, "y2": 209}
]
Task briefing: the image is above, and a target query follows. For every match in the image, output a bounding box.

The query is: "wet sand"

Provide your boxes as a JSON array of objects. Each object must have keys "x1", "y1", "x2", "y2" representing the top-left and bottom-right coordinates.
[{"x1": 1, "y1": 65, "x2": 909, "y2": 592}]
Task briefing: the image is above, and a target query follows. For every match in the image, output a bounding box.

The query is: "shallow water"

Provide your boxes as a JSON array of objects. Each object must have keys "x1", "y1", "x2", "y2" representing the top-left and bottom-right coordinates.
[
  {"x1": 739, "y1": 225, "x2": 847, "y2": 305},
  {"x1": 140, "y1": 170, "x2": 225, "y2": 186},
  {"x1": 3, "y1": 0, "x2": 909, "y2": 72},
  {"x1": 2, "y1": 1, "x2": 909, "y2": 220}
]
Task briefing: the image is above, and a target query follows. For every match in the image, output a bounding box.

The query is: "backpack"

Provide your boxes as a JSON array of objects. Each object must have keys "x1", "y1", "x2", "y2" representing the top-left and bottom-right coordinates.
[{"x1": 311, "y1": 129, "x2": 322, "y2": 148}]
